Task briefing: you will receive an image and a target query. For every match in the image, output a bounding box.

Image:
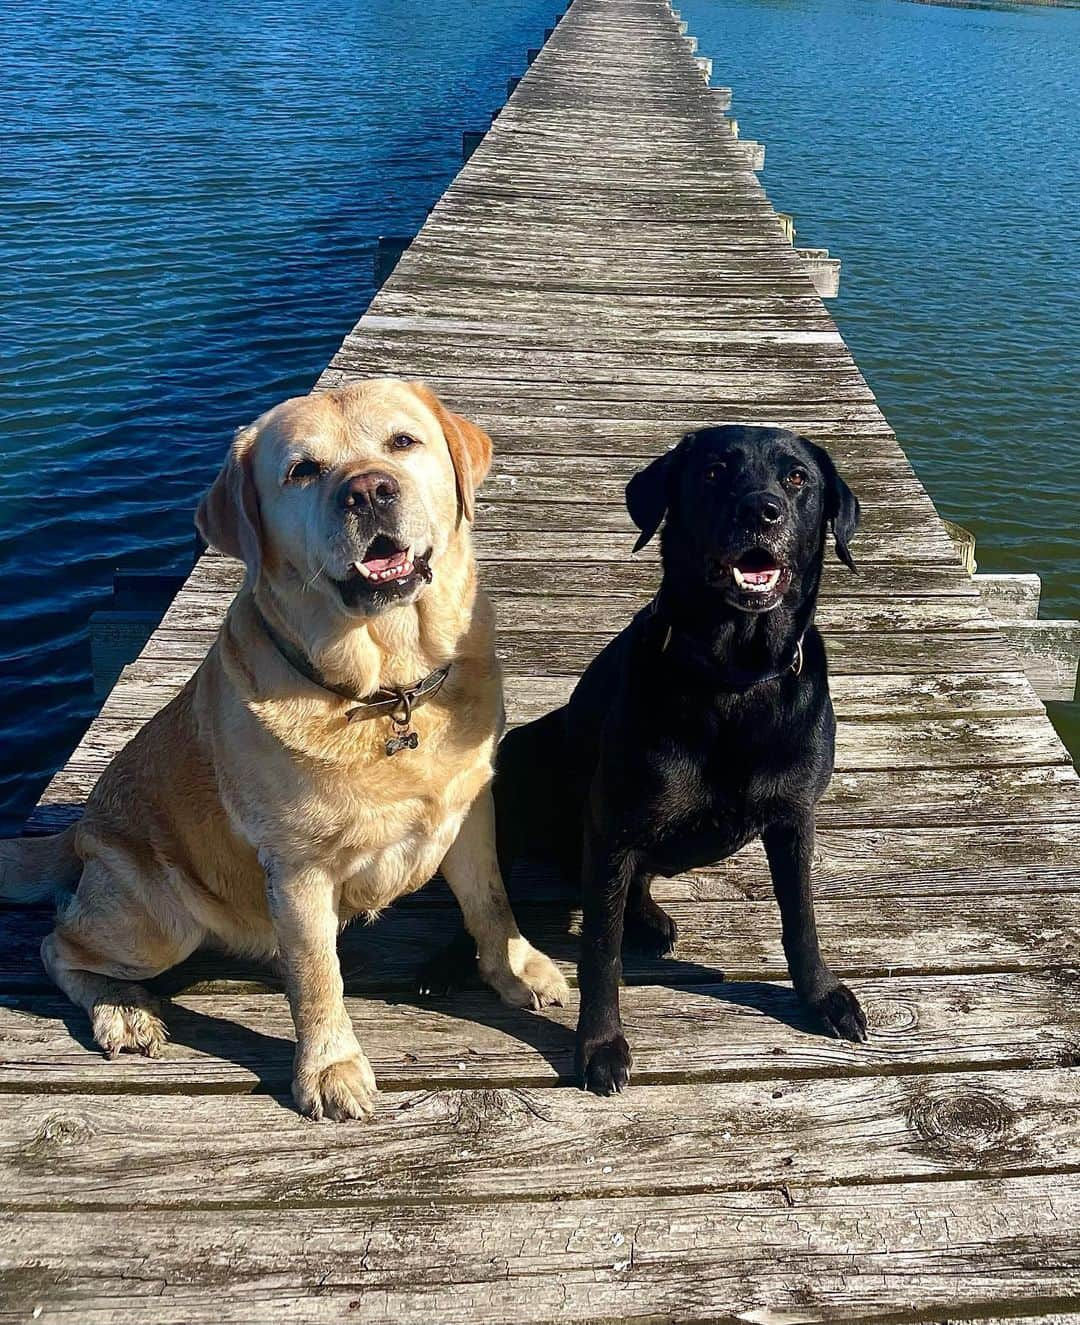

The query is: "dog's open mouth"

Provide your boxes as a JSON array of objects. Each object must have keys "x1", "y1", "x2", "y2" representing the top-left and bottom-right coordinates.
[
  {"x1": 335, "y1": 536, "x2": 433, "y2": 611},
  {"x1": 352, "y1": 534, "x2": 416, "y2": 584},
  {"x1": 718, "y1": 547, "x2": 793, "y2": 609},
  {"x1": 732, "y1": 547, "x2": 783, "y2": 594}
]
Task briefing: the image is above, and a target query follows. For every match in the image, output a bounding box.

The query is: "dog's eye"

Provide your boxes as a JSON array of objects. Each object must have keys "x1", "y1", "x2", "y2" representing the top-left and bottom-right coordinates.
[
  {"x1": 704, "y1": 461, "x2": 726, "y2": 483},
  {"x1": 786, "y1": 467, "x2": 809, "y2": 488},
  {"x1": 390, "y1": 433, "x2": 420, "y2": 451},
  {"x1": 286, "y1": 458, "x2": 323, "y2": 484}
]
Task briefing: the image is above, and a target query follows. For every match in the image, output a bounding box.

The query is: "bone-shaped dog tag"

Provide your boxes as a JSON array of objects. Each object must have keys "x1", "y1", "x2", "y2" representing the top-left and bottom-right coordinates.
[{"x1": 385, "y1": 726, "x2": 420, "y2": 757}]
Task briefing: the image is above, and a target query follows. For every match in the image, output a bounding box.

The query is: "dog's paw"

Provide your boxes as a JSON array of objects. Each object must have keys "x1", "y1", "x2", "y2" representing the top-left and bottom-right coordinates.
[
  {"x1": 623, "y1": 899, "x2": 679, "y2": 957},
  {"x1": 416, "y1": 933, "x2": 478, "y2": 998},
  {"x1": 577, "y1": 1034, "x2": 632, "y2": 1096},
  {"x1": 812, "y1": 983, "x2": 868, "y2": 1043},
  {"x1": 293, "y1": 1053, "x2": 377, "y2": 1122},
  {"x1": 483, "y1": 943, "x2": 569, "y2": 1011},
  {"x1": 91, "y1": 984, "x2": 167, "y2": 1060}
]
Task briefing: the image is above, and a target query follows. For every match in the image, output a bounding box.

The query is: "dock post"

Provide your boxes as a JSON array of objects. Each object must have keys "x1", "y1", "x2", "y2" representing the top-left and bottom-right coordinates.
[
  {"x1": 740, "y1": 140, "x2": 765, "y2": 170},
  {"x1": 795, "y1": 247, "x2": 841, "y2": 297},
  {"x1": 374, "y1": 236, "x2": 412, "y2": 288}
]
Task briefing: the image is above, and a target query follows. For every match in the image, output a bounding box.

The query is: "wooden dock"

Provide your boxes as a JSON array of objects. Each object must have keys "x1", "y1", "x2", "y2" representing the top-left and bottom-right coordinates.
[{"x1": 4, "y1": 0, "x2": 1080, "y2": 1319}]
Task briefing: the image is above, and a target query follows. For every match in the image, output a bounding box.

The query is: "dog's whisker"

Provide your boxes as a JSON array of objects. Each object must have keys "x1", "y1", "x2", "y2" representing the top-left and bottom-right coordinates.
[{"x1": 303, "y1": 559, "x2": 329, "y2": 591}]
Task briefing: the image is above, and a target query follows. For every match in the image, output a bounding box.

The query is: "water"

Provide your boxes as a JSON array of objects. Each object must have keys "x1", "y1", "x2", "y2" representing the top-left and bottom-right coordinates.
[
  {"x1": 680, "y1": 0, "x2": 1080, "y2": 753},
  {"x1": 0, "y1": 0, "x2": 561, "y2": 831},
  {"x1": 1, "y1": 0, "x2": 1077, "y2": 830}
]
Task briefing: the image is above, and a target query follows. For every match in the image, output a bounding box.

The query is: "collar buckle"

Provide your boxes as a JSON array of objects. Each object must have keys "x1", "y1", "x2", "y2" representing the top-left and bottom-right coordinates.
[{"x1": 256, "y1": 605, "x2": 449, "y2": 754}]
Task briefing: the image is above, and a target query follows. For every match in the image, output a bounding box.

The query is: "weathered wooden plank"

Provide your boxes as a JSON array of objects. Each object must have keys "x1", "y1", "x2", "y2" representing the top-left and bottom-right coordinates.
[
  {"x1": 2, "y1": 1067, "x2": 1076, "y2": 1209},
  {"x1": 151, "y1": 588, "x2": 997, "y2": 638},
  {"x1": 3, "y1": 1172, "x2": 1079, "y2": 1324},
  {"x1": 29, "y1": 759, "x2": 1080, "y2": 839},
  {"x1": 81, "y1": 618, "x2": 1018, "y2": 680},
  {"x1": 31, "y1": 709, "x2": 1070, "y2": 795},
  {"x1": 0, "y1": 970, "x2": 1077, "y2": 1091},
  {"x1": 192, "y1": 548, "x2": 977, "y2": 598},
  {"x1": 1, "y1": 884, "x2": 1077, "y2": 999},
  {"x1": 94, "y1": 669, "x2": 1044, "y2": 730}
]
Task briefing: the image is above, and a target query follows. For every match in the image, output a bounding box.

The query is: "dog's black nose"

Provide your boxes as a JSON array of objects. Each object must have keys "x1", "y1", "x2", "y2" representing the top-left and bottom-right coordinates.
[
  {"x1": 337, "y1": 470, "x2": 400, "y2": 512},
  {"x1": 740, "y1": 492, "x2": 785, "y2": 526}
]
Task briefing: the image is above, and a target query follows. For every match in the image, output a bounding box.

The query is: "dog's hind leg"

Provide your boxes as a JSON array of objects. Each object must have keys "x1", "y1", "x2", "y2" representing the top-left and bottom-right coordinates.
[
  {"x1": 415, "y1": 926, "x2": 478, "y2": 998},
  {"x1": 41, "y1": 859, "x2": 203, "y2": 1059},
  {"x1": 622, "y1": 873, "x2": 679, "y2": 957}
]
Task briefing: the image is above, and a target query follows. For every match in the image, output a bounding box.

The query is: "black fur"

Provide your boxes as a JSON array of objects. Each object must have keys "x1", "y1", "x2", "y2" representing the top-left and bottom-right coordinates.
[{"x1": 422, "y1": 425, "x2": 869, "y2": 1093}]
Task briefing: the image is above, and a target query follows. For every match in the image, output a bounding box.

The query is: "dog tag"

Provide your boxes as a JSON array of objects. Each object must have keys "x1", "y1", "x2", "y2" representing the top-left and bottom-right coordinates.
[{"x1": 385, "y1": 725, "x2": 420, "y2": 757}]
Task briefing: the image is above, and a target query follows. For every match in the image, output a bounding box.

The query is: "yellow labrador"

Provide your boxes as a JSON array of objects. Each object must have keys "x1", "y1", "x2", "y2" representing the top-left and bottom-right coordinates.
[{"x1": 0, "y1": 379, "x2": 567, "y2": 1120}]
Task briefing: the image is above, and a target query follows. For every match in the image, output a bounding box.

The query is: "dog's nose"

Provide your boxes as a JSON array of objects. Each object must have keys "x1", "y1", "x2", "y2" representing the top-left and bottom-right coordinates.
[
  {"x1": 740, "y1": 492, "x2": 785, "y2": 526},
  {"x1": 337, "y1": 470, "x2": 400, "y2": 513}
]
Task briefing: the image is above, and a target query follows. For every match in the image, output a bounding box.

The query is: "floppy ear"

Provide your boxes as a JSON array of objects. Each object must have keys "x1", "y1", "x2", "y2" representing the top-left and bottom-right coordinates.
[
  {"x1": 625, "y1": 438, "x2": 688, "y2": 552},
  {"x1": 807, "y1": 441, "x2": 860, "y2": 572},
  {"x1": 409, "y1": 382, "x2": 493, "y2": 524},
  {"x1": 195, "y1": 424, "x2": 264, "y2": 578}
]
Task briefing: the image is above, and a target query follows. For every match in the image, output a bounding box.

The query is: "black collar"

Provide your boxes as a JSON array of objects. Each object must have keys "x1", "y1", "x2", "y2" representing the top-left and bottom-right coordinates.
[
  {"x1": 648, "y1": 597, "x2": 804, "y2": 693},
  {"x1": 254, "y1": 605, "x2": 451, "y2": 756}
]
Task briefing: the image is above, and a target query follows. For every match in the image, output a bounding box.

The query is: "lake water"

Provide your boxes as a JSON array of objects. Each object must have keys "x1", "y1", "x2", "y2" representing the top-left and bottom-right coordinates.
[{"x1": 2, "y1": 0, "x2": 1077, "y2": 831}]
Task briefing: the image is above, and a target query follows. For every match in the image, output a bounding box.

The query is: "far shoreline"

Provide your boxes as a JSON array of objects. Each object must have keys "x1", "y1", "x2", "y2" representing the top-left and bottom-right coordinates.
[{"x1": 900, "y1": 0, "x2": 1079, "y2": 9}]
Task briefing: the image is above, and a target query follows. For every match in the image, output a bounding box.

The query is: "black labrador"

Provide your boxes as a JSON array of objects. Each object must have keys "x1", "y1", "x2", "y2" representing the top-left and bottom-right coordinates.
[{"x1": 423, "y1": 425, "x2": 869, "y2": 1094}]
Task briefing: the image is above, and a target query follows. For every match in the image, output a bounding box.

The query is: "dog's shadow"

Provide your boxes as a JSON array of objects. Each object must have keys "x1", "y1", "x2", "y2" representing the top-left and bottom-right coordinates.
[{"x1": 12, "y1": 856, "x2": 821, "y2": 1116}]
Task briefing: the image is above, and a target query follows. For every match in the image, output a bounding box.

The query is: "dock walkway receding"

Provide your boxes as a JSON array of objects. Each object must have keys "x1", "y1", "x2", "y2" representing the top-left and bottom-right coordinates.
[{"x1": 4, "y1": 1, "x2": 1080, "y2": 1319}]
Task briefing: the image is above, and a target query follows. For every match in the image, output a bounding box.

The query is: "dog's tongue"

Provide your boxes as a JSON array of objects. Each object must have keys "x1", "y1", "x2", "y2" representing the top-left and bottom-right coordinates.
[
  {"x1": 733, "y1": 549, "x2": 781, "y2": 590},
  {"x1": 362, "y1": 548, "x2": 408, "y2": 575}
]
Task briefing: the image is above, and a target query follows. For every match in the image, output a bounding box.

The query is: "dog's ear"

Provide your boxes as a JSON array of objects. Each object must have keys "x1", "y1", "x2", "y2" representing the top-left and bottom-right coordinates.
[
  {"x1": 625, "y1": 439, "x2": 689, "y2": 552},
  {"x1": 195, "y1": 423, "x2": 264, "y2": 578},
  {"x1": 807, "y1": 441, "x2": 859, "y2": 572},
  {"x1": 410, "y1": 382, "x2": 493, "y2": 524}
]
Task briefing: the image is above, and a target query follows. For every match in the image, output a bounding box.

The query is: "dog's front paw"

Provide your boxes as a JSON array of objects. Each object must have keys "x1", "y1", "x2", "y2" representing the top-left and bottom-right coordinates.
[
  {"x1": 623, "y1": 898, "x2": 679, "y2": 957},
  {"x1": 92, "y1": 984, "x2": 167, "y2": 1060},
  {"x1": 576, "y1": 1034, "x2": 632, "y2": 1096},
  {"x1": 293, "y1": 1053, "x2": 377, "y2": 1122},
  {"x1": 811, "y1": 983, "x2": 868, "y2": 1043},
  {"x1": 483, "y1": 942, "x2": 569, "y2": 1010}
]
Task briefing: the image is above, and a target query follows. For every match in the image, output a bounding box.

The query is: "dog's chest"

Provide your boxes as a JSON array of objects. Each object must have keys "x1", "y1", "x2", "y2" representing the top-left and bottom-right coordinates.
[
  {"x1": 641, "y1": 737, "x2": 794, "y2": 875},
  {"x1": 337, "y1": 815, "x2": 461, "y2": 917},
  {"x1": 646, "y1": 809, "x2": 754, "y2": 877}
]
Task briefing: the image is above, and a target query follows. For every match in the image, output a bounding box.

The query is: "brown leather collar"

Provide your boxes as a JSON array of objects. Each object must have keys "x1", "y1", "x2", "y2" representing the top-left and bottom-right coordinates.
[{"x1": 255, "y1": 606, "x2": 450, "y2": 756}]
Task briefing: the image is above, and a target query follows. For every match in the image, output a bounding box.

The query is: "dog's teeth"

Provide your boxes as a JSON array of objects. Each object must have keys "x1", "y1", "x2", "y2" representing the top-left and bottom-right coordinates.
[{"x1": 352, "y1": 561, "x2": 374, "y2": 579}]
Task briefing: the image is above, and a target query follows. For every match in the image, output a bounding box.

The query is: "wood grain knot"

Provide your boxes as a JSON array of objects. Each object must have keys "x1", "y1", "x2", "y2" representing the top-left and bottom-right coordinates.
[
  {"x1": 907, "y1": 1088, "x2": 1025, "y2": 1160},
  {"x1": 423, "y1": 1087, "x2": 553, "y2": 1133},
  {"x1": 23, "y1": 1111, "x2": 95, "y2": 1163},
  {"x1": 862, "y1": 997, "x2": 918, "y2": 1034}
]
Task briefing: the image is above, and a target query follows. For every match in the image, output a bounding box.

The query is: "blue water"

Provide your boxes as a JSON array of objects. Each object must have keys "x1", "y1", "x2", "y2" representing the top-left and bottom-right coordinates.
[
  {"x1": 2, "y1": 0, "x2": 1077, "y2": 831},
  {"x1": 0, "y1": 0, "x2": 561, "y2": 831},
  {"x1": 681, "y1": 0, "x2": 1080, "y2": 751}
]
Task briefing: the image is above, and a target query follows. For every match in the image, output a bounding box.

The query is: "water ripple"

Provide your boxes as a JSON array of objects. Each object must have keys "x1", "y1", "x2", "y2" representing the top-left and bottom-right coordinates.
[{"x1": 0, "y1": 0, "x2": 560, "y2": 830}]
